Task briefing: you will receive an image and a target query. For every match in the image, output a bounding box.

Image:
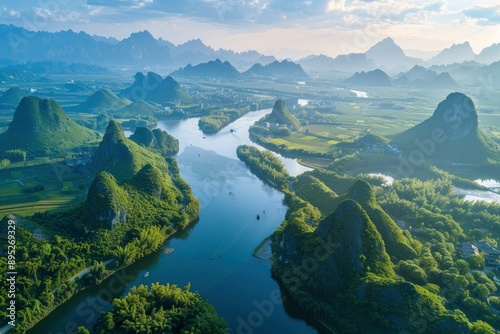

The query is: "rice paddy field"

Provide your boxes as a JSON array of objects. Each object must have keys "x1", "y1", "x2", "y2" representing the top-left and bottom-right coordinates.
[
  {"x1": 261, "y1": 84, "x2": 500, "y2": 156},
  {"x1": 0, "y1": 162, "x2": 90, "y2": 217}
]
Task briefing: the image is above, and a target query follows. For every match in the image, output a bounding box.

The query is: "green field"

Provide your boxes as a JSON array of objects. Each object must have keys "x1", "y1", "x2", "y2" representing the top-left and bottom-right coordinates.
[
  {"x1": 0, "y1": 163, "x2": 90, "y2": 217},
  {"x1": 251, "y1": 83, "x2": 500, "y2": 155}
]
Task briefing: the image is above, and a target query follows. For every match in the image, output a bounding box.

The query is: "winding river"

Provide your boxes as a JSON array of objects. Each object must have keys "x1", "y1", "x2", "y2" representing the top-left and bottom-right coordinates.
[{"x1": 30, "y1": 109, "x2": 317, "y2": 334}]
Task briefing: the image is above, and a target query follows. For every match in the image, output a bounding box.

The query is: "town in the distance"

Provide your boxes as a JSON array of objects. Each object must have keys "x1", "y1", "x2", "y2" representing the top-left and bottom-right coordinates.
[{"x1": 1, "y1": 19, "x2": 500, "y2": 334}]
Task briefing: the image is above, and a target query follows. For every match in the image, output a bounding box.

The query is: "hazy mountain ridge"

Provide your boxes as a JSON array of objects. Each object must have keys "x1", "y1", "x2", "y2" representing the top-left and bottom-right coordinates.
[
  {"x1": 344, "y1": 69, "x2": 393, "y2": 86},
  {"x1": 244, "y1": 59, "x2": 308, "y2": 79},
  {"x1": 428, "y1": 42, "x2": 476, "y2": 66},
  {"x1": 170, "y1": 59, "x2": 243, "y2": 80},
  {"x1": 394, "y1": 65, "x2": 459, "y2": 89},
  {"x1": 299, "y1": 53, "x2": 376, "y2": 74},
  {"x1": 0, "y1": 24, "x2": 275, "y2": 70},
  {"x1": 365, "y1": 37, "x2": 423, "y2": 71}
]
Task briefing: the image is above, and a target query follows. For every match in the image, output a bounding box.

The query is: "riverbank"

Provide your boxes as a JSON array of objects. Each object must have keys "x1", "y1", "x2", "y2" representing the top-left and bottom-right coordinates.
[
  {"x1": 24, "y1": 220, "x2": 196, "y2": 333},
  {"x1": 34, "y1": 107, "x2": 318, "y2": 334}
]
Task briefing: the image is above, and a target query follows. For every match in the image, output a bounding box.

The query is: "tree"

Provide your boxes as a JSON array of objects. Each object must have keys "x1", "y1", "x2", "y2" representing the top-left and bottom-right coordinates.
[
  {"x1": 471, "y1": 284, "x2": 490, "y2": 301},
  {"x1": 471, "y1": 320, "x2": 495, "y2": 334},
  {"x1": 468, "y1": 254, "x2": 485, "y2": 270},
  {"x1": 456, "y1": 259, "x2": 470, "y2": 275},
  {"x1": 77, "y1": 326, "x2": 90, "y2": 334}
]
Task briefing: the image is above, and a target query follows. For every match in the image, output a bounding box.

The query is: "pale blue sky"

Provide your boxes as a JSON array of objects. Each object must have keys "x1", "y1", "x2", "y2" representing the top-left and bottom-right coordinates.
[{"x1": 0, "y1": 0, "x2": 498, "y2": 57}]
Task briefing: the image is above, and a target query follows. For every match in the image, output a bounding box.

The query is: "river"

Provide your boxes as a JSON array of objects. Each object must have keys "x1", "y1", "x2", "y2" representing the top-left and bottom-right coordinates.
[{"x1": 30, "y1": 108, "x2": 317, "y2": 334}]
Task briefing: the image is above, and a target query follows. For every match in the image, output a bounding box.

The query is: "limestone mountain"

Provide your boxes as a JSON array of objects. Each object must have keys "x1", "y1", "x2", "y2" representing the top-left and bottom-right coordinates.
[
  {"x1": 429, "y1": 41, "x2": 476, "y2": 66},
  {"x1": 75, "y1": 89, "x2": 131, "y2": 112},
  {"x1": 475, "y1": 43, "x2": 500, "y2": 65},
  {"x1": 0, "y1": 87, "x2": 29, "y2": 106},
  {"x1": 90, "y1": 120, "x2": 170, "y2": 181},
  {"x1": 243, "y1": 59, "x2": 309, "y2": 80},
  {"x1": 129, "y1": 164, "x2": 177, "y2": 202},
  {"x1": 263, "y1": 100, "x2": 300, "y2": 130},
  {"x1": 273, "y1": 199, "x2": 395, "y2": 294},
  {"x1": 394, "y1": 65, "x2": 459, "y2": 89},
  {"x1": 244, "y1": 60, "x2": 308, "y2": 79},
  {"x1": 86, "y1": 122, "x2": 199, "y2": 230},
  {"x1": 346, "y1": 180, "x2": 417, "y2": 260},
  {"x1": 365, "y1": 37, "x2": 422, "y2": 70},
  {"x1": 113, "y1": 100, "x2": 165, "y2": 118},
  {"x1": 272, "y1": 197, "x2": 473, "y2": 333},
  {"x1": 110, "y1": 30, "x2": 173, "y2": 65},
  {"x1": 170, "y1": 59, "x2": 242, "y2": 80},
  {"x1": 391, "y1": 92, "x2": 498, "y2": 163},
  {"x1": 0, "y1": 96, "x2": 98, "y2": 156},
  {"x1": 120, "y1": 72, "x2": 194, "y2": 105},
  {"x1": 84, "y1": 171, "x2": 129, "y2": 230},
  {"x1": 299, "y1": 53, "x2": 376, "y2": 74},
  {"x1": 129, "y1": 126, "x2": 179, "y2": 156},
  {"x1": 344, "y1": 69, "x2": 392, "y2": 86}
]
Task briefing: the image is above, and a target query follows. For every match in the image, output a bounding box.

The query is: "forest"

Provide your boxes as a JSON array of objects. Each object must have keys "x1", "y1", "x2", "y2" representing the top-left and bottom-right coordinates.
[{"x1": 238, "y1": 144, "x2": 500, "y2": 334}]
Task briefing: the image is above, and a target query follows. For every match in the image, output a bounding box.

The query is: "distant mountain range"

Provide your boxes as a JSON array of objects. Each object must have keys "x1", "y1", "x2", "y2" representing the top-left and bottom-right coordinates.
[
  {"x1": 0, "y1": 24, "x2": 275, "y2": 71},
  {"x1": 301, "y1": 38, "x2": 500, "y2": 76},
  {"x1": 171, "y1": 59, "x2": 308, "y2": 81},
  {"x1": 394, "y1": 65, "x2": 459, "y2": 89},
  {"x1": 343, "y1": 65, "x2": 461, "y2": 89},
  {"x1": 428, "y1": 42, "x2": 476, "y2": 66},
  {"x1": 299, "y1": 53, "x2": 376, "y2": 75},
  {"x1": 0, "y1": 23, "x2": 499, "y2": 79}
]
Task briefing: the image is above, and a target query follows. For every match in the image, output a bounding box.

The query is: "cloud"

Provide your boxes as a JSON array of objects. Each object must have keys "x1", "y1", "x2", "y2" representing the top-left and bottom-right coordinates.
[
  {"x1": 462, "y1": 5, "x2": 500, "y2": 25},
  {"x1": 84, "y1": 0, "x2": 335, "y2": 25},
  {"x1": 32, "y1": 7, "x2": 89, "y2": 23},
  {"x1": 0, "y1": 6, "x2": 20, "y2": 17}
]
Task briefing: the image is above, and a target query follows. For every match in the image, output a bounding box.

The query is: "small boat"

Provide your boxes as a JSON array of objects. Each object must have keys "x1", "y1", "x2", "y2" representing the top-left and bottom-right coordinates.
[
  {"x1": 144, "y1": 271, "x2": 149, "y2": 278},
  {"x1": 164, "y1": 248, "x2": 175, "y2": 254}
]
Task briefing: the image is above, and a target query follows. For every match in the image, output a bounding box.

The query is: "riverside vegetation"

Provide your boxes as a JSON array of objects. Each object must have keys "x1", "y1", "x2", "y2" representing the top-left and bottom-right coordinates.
[
  {"x1": 0, "y1": 98, "x2": 206, "y2": 332},
  {"x1": 237, "y1": 142, "x2": 500, "y2": 334}
]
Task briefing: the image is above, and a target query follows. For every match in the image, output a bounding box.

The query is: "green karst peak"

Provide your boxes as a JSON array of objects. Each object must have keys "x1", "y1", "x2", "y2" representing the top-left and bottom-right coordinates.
[{"x1": 0, "y1": 96, "x2": 98, "y2": 156}]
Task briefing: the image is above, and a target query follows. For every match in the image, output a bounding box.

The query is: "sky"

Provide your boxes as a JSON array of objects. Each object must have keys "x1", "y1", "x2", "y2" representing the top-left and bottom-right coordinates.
[{"x1": 0, "y1": 0, "x2": 499, "y2": 59}]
